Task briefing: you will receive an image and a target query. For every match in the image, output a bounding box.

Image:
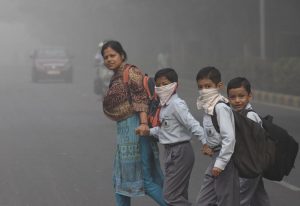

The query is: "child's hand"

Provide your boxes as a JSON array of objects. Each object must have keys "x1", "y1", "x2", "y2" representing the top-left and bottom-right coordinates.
[
  {"x1": 135, "y1": 124, "x2": 150, "y2": 136},
  {"x1": 211, "y1": 167, "x2": 222, "y2": 177},
  {"x1": 202, "y1": 144, "x2": 214, "y2": 156}
]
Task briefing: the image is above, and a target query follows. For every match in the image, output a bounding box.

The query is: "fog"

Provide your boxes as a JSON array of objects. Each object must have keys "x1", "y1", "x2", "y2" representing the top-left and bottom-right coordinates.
[
  {"x1": 0, "y1": 0, "x2": 300, "y2": 205},
  {"x1": 1, "y1": 0, "x2": 299, "y2": 93}
]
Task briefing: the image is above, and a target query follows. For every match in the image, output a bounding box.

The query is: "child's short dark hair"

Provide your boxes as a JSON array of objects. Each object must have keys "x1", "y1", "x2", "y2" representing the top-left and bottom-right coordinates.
[
  {"x1": 154, "y1": 68, "x2": 178, "y2": 83},
  {"x1": 196, "y1": 66, "x2": 221, "y2": 85},
  {"x1": 227, "y1": 77, "x2": 251, "y2": 95}
]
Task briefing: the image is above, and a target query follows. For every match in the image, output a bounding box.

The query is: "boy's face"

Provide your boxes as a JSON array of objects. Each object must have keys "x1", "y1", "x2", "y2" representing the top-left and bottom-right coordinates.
[
  {"x1": 228, "y1": 87, "x2": 252, "y2": 111},
  {"x1": 197, "y1": 78, "x2": 222, "y2": 90},
  {"x1": 155, "y1": 76, "x2": 172, "y2": 87}
]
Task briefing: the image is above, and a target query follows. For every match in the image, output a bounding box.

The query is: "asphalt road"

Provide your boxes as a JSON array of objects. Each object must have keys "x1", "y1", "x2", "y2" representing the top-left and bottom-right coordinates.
[{"x1": 0, "y1": 64, "x2": 299, "y2": 205}]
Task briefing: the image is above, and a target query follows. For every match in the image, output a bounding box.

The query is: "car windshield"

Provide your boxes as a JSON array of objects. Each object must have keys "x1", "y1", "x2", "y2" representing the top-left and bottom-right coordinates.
[{"x1": 36, "y1": 49, "x2": 67, "y2": 59}]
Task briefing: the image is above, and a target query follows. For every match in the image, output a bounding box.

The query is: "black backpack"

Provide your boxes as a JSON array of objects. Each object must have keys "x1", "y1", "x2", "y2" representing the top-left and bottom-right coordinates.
[
  {"x1": 261, "y1": 115, "x2": 299, "y2": 181},
  {"x1": 212, "y1": 102, "x2": 275, "y2": 178},
  {"x1": 212, "y1": 102, "x2": 298, "y2": 180}
]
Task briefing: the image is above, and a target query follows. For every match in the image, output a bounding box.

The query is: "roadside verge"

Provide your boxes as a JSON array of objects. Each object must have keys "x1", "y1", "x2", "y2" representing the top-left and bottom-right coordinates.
[
  {"x1": 254, "y1": 90, "x2": 300, "y2": 108},
  {"x1": 180, "y1": 78, "x2": 300, "y2": 109}
]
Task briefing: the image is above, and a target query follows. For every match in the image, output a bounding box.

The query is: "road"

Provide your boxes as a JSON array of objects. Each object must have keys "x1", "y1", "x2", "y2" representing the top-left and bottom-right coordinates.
[{"x1": 0, "y1": 63, "x2": 299, "y2": 205}]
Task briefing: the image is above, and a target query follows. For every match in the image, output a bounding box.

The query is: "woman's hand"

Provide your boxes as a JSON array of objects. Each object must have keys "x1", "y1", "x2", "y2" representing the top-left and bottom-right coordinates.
[
  {"x1": 135, "y1": 124, "x2": 150, "y2": 136},
  {"x1": 137, "y1": 111, "x2": 149, "y2": 136}
]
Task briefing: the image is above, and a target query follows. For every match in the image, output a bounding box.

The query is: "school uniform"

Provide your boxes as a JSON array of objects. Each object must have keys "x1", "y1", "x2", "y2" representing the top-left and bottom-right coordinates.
[
  {"x1": 239, "y1": 104, "x2": 271, "y2": 206},
  {"x1": 196, "y1": 103, "x2": 240, "y2": 206},
  {"x1": 150, "y1": 93, "x2": 206, "y2": 206}
]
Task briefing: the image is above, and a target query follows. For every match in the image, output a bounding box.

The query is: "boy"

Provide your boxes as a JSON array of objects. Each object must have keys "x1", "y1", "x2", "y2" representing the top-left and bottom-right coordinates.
[
  {"x1": 140, "y1": 68, "x2": 209, "y2": 206},
  {"x1": 195, "y1": 66, "x2": 239, "y2": 206},
  {"x1": 227, "y1": 77, "x2": 271, "y2": 206}
]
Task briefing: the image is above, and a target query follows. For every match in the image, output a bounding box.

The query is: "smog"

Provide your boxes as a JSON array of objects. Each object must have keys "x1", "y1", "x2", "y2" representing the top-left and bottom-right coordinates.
[{"x1": 0, "y1": 0, "x2": 299, "y2": 205}]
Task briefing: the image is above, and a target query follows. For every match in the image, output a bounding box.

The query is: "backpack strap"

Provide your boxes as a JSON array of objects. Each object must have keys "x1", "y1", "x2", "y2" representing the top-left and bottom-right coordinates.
[
  {"x1": 143, "y1": 75, "x2": 152, "y2": 98},
  {"x1": 149, "y1": 106, "x2": 161, "y2": 127},
  {"x1": 240, "y1": 109, "x2": 255, "y2": 116},
  {"x1": 145, "y1": 75, "x2": 157, "y2": 100},
  {"x1": 123, "y1": 64, "x2": 133, "y2": 85},
  {"x1": 211, "y1": 101, "x2": 228, "y2": 133},
  {"x1": 122, "y1": 64, "x2": 135, "y2": 103}
]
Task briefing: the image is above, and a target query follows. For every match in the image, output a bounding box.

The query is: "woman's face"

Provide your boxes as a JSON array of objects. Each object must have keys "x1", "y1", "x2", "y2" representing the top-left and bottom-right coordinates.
[{"x1": 102, "y1": 47, "x2": 124, "y2": 70}]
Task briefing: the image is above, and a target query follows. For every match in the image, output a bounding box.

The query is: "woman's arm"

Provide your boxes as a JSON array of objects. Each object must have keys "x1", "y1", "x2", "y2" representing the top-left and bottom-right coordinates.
[{"x1": 135, "y1": 111, "x2": 150, "y2": 136}]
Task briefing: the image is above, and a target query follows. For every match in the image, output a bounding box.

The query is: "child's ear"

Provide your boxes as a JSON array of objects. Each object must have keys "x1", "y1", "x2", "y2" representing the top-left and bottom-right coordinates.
[
  {"x1": 217, "y1": 82, "x2": 224, "y2": 89},
  {"x1": 249, "y1": 92, "x2": 253, "y2": 100}
]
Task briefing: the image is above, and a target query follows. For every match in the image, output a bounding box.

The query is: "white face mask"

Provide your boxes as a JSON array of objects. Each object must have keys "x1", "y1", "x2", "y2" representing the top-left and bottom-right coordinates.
[
  {"x1": 155, "y1": 82, "x2": 177, "y2": 106},
  {"x1": 196, "y1": 88, "x2": 228, "y2": 115},
  {"x1": 198, "y1": 88, "x2": 219, "y2": 97}
]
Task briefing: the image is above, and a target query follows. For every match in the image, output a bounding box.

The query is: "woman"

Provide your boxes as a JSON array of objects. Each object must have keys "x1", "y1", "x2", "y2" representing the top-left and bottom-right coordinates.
[{"x1": 101, "y1": 40, "x2": 166, "y2": 206}]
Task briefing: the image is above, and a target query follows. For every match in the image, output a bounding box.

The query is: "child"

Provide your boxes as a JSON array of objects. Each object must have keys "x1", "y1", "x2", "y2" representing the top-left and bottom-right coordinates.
[
  {"x1": 140, "y1": 68, "x2": 208, "y2": 206},
  {"x1": 195, "y1": 66, "x2": 239, "y2": 206},
  {"x1": 227, "y1": 77, "x2": 271, "y2": 206}
]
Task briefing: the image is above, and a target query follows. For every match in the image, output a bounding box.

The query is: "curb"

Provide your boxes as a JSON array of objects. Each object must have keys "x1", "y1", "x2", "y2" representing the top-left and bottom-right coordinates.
[{"x1": 254, "y1": 90, "x2": 300, "y2": 108}]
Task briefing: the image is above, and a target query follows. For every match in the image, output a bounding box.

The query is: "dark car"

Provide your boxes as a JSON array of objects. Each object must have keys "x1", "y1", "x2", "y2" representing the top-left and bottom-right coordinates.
[{"x1": 31, "y1": 48, "x2": 73, "y2": 83}]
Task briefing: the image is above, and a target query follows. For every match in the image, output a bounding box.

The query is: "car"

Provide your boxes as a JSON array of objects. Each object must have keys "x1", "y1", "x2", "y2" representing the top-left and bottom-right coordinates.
[{"x1": 31, "y1": 48, "x2": 73, "y2": 83}]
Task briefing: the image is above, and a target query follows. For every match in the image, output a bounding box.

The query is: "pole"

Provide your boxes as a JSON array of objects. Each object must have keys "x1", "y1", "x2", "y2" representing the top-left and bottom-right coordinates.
[{"x1": 260, "y1": 0, "x2": 266, "y2": 60}]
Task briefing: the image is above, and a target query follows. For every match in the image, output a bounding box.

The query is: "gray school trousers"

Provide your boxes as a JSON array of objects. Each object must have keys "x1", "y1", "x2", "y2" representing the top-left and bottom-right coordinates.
[
  {"x1": 240, "y1": 176, "x2": 271, "y2": 206},
  {"x1": 163, "y1": 141, "x2": 195, "y2": 206},
  {"x1": 195, "y1": 150, "x2": 240, "y2": 206}
]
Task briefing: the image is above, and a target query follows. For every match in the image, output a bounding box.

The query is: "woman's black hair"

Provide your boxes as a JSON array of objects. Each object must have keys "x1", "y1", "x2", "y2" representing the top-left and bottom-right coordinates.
[
  {"x1": 101, "y1": 40, "x2": 127, "y2": 61},
  {"x1": 227, "y1": 77, "x2": 252, "y2": 95},
  {"x1": 154, "y1": 68, "x2": 178, "y2": 83}
]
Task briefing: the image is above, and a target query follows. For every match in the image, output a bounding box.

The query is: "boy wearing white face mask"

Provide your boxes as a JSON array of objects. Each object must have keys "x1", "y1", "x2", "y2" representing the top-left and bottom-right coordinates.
[
  {"x1": 142, "y1": 68, "x2": 208, "y2": 206},
  {"x1": 195, "y1": 66, "x2": 239, "y2": 206}
]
